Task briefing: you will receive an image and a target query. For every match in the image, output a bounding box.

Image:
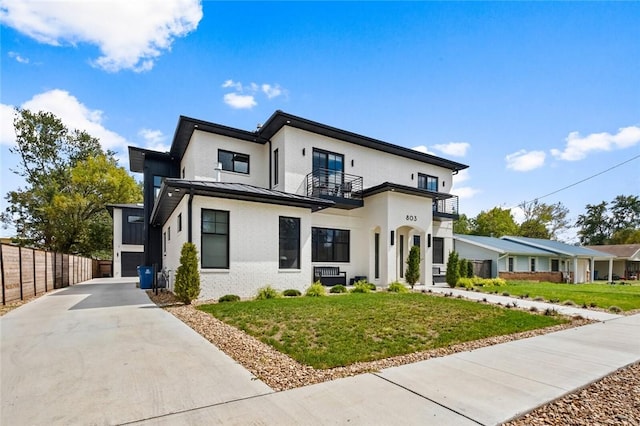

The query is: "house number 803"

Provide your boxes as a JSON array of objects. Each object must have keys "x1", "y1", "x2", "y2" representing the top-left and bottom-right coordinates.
[{"x1": 406, "y1": 215, "x2": 417, "y2": 221}]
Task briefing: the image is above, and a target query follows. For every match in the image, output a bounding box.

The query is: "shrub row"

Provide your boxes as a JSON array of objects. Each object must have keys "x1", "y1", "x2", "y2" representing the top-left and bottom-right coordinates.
[{"x1": 457, "y1": 277, "x2": 507, "y2": 289}]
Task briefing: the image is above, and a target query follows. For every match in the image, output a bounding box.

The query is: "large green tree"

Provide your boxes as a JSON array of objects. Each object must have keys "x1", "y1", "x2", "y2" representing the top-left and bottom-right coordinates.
[
  {"x1": 471, "y1": 207, "x2": 519, "y2": 237},
  {"x1": 2, "y1": 108, "x2": 141, "y2": 257},
  {"x1": 518, "y1": 200, "x2": 569, "y2": 240},
  {"x1": 576, "y1": 195, "x2": 640, "y2": 245}
]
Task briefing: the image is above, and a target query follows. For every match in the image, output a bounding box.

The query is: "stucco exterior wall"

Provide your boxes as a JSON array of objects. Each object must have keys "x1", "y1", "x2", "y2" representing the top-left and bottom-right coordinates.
[{"x1": 182, "y1": 130, "x2": 269, "y2": 186}]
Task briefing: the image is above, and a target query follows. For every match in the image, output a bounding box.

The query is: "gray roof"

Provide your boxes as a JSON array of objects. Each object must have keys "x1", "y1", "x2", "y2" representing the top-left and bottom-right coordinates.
[
  {"x1": 454, "y1": 234, "x2": 554, "y2": 256},
  {"x1": 501, "y1": 236, "x2": 615, "y2": 258},
  {"x1": 150, "y1": 179, "x2": 334, "y2": 225}
]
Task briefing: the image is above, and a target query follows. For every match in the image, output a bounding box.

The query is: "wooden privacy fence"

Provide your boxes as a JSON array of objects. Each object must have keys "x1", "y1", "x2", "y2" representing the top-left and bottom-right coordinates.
[{"x1": 0, "y1": 244, "x2": 94, "y2": 305}]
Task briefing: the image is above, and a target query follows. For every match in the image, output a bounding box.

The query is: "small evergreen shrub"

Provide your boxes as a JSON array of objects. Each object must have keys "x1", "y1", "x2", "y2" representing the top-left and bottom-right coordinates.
[
  {"x1": 329, "y1": 285, "x2": 347, "y2": 294},
  {"x1": 466, "y1": 260, "x2": 474, "y2": 278},
  {"x1": 305, "y1": 281, "x2": 326, "y2": 297},
  {"x1": 218, "y1": 294, "x2": 240, "y2": 303},
  {"x1": 405, "y1": 246, "x2": 420, "y2": 289},
  {"x1": 174, "y1": 242, "x2": 201, "y2": 304},
  {"x1": 350, "y1": 280, "x2": 373, "y2": 293},
  {"x1": 255, "y1": 285, "x2": 280, "y2": 300},
  {"x1": 283, "y1": 289, "x2": 302, "y2": 297},
  {"x1": 446, "y1": 251, "x2": 460, "y2": 288},
  {"x1": 387, "y1": 281, "x2": 409, "y2": 293}
]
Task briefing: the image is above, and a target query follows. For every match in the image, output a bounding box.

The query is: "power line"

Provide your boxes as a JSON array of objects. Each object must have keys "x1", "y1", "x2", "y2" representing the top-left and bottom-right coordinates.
[{"x1": 515, "y1": 153, "x2": 640, "y2": 209}]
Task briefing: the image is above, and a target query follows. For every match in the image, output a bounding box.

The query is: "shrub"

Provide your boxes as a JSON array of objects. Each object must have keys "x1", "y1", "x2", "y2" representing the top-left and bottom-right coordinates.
[
  {"x1": 387, "y1": 281, "x2": 409, "y2": 293},
  {"x1": 533, "y1": 296, "x2": 545, "y2": 302},
  {"x1": 544, "y1": 308, "x2": 558, "y2": 316},
  {"x1": 255, "y1": 285, "x2": 280, "y2": 300},
  {"x1": 590, "y1": 302, "x2": 598, "y2": 308},
  {"x1": 305, "y1": 281, "x2": 326, "y2": 297},
  {"x1": 563, "y1": 300, "x2": 576, "y2": 306},
  {"x1": 457, "y1": 277, "x2": 506, "y2": 289},
  {"x1": 405, "y1": 246, "x2": 420, "y2": 289},
  {"x1": 351, "y1": 280, "x2": 373, "y2": 293},
  {"x1": 283, "y1": 289, "x2": 302, "y2": 297},
  {"x1": 466, "y1": 260, "x2": 474, "y2": 278},
  {"x1": 609, "y1": 306, "x2": 622, "y2": 313},
  {"x1": 502, "y1": 292, "x2": 510, "y2": 297},
  {"x1": 529, "y1": 306, "x2": 538, "y2": 312},
  {"x1": 218, "y1": 294, "x2": 240, "y2": 303},
  {"x1": 174, "y1": 242, "x2": 201, "y2": 304},
  {"x1": 446, "y1": 251, "x2": 460, "y2": 288},
  {"x1": 329, "y1": 285, "x2": 347, "y2": 294}
]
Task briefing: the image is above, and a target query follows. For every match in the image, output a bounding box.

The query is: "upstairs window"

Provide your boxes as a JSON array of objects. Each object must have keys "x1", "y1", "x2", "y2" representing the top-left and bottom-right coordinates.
[
  {"x1": 219, "y1": 150, "x2": 249, "y2": 174},
  {"x1": 418, "y1": 173, "x2": 438, "y2": 192}
]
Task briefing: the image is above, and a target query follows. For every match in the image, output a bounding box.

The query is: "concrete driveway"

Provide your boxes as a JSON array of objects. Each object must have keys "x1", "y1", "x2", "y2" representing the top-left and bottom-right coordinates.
[{"x1": 0, "y1": 278, "x2": 272, "y2": 425}]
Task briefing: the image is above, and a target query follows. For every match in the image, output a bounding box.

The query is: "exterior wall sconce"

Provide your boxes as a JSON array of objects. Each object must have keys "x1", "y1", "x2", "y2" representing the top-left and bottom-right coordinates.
[
  {"x1": 411, "y1": 173, "x2": 414, "y2": 180},
  {"x1": 302, "y1": 148, "x2": 305, "y2": 156},
  {"x1": 351, "y1": 159, "x2": 354, "y2": 167},
  {"x1": 390, "y1": 230, "x2": 395, "y2": 245},
  {"x1": 428, "y1": 233, "x2": 432, "y2": 248},
  {"x1": 442, "y1": 181, "x2": 445, "y2": 187}
]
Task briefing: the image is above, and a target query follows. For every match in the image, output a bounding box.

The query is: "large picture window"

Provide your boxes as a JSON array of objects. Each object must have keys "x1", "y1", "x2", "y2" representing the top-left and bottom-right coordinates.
[
  {"x1": 279, "y1": 217, "x2": 300, "y2": 269},
  {"x1": 432, "y1": 237, "x2": 444, "y2": 264},
  {"x1": 218, "y1": 150, "x2": 249, "y2": 174},
  {"x1": 418, "y1": 173, "x2": 438, "y2": 192},
  {"x1": 312, "y1": 227, "x2": 350, "y2": 262},
  {"x1": 202, "y1": 209, "x2": 229, "y2": 268}
]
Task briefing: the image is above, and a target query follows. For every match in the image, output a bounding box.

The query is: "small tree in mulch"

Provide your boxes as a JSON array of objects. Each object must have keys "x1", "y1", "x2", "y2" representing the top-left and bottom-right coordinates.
[
  {"x1": 405, "y1": 245, "x2": 420, "y2": 289},
  {"x1": 174, "y1": 242, "x2": 201, "y2": 304},
  {"x1": 446, "y1": 251, "x2": 460, "y2": 288}
]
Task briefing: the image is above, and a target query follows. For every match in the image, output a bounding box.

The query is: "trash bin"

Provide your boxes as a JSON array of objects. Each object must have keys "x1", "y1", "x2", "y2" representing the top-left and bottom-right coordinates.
[{"x1": 137, "y1": 266, "x2": 153, "y2": 289}]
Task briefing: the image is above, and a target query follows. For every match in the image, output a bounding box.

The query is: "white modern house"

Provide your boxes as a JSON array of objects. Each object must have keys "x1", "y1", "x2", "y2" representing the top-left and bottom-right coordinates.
[
  {"x1": 107, "y1": 204, "x2": 144, "y2": 277},
  {"x1": 127, "y1": 111, "x2": 468, "y2": 299}
]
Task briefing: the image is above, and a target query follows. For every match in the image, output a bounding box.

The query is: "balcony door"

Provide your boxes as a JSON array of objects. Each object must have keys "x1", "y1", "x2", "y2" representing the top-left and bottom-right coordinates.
[{"x1": 313, "y1": 149, "x2": 344, "y2": 192}]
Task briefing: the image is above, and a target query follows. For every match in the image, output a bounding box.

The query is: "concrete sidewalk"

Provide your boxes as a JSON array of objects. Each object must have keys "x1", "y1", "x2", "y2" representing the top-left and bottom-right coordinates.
[
  {"x1": 2, "y1": 279, "x2": 639, "y2": 425},
  {"x1": 0, "y1": 278, "x2": 272, "y2": 425}
]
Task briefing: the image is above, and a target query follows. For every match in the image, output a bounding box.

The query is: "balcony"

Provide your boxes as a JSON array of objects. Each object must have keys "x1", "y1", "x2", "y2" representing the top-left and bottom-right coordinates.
[
  {"x1": 433, "y1": 195, "x2": 459, "y2": 220},
  {"x1": 306, "y1": 169, "x2": 363, "y2": 210}
]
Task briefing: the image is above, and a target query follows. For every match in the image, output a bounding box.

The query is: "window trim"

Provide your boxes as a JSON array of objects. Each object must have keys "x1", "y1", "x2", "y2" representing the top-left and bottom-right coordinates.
[
  {"x1": 312, "y1": 227, "x2": 350, "y2": 263},
  {"x1": 218, "y1": 149, "x2": 250, "y2": 174},
  {"x1": 508, "y1": 256, "x2": 514, "y2": 272},
  {"x1": 279, "y1": 216, "x2": 300, "y2": 269},
  {"x1": 530, "y1": 257, "x2": 536, "y2": 272},
  {"x1": 201, "y1": 209, "x2": 230, "y2": 269},
  {"x1": 551, "y1": 258, "x2": 560, "y2": 272}
]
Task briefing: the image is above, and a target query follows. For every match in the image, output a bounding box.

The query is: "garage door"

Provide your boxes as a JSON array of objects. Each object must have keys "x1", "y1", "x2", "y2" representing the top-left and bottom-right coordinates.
[{"x1": 121, "y1": 252, "x2": 145, "y2": 277}]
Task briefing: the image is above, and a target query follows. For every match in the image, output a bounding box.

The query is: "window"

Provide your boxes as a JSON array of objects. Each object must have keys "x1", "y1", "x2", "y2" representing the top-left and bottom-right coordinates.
[
  {"x1": 273, "y1": 149, "x2": 279, "y2": 186},
  {"x1": 374, "y1": 233, "x2": 380, "y2": 279},
  {"x1": 313, "y1": 148, "x2": 344, "y2": 188},
  {"x1": 530, "y1": 257, "x2": 536, "y2": 272},
  {"x1": 163, "y1": 232, "x2": 166, "y2": 254},
  {"x1": 182, "y1": 167, "x2": 185, "y2": 178},
  {"x1": 418, "y1": 173, "x2": 438, "y2": 192},
  {"x1": 279, "y1": 217, "x2": 300, "y2": 269},
  {"x1": 432, "y1": 237, "x2": 444, "y2": 264},
  {"x1": 127, "y1": 215, "x2": 144, "y2": 223},
  {"x1": 508, "y1": 257, "x2": 514, "y2": 272},
  {"x1": 551, "y1": 259, "x2": 560, "y2": 272},
  {"x1": 218, "y1": 150, "x2": 249, "y2": 174},
  {"x1": 413, "y1": 235, "x2": 421, "y2": 247},
  {"x1": 177, "y1": 213, "x2": 182, "y2": 232},
  {"x1": 202, "y1": 209, "x2": 229, "y2": 268},
  {"x1": 153, "y1": 176, "x2": 165, "y2": 199},
  {"x1": 312, "y1": 227, "x2": 350, "y2": 262}
]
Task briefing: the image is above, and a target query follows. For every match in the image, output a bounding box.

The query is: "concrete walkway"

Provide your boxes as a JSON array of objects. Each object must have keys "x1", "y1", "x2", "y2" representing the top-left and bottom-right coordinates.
[{"x1": 2, "y1": 279, "x2": 639, "y2": 425}]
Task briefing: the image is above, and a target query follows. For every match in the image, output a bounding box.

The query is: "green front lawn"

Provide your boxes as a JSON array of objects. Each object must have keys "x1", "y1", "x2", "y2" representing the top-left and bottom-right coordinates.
[
  {"x1": 198, "y1": 292, "x2": 565, "y2": 369},
  {"x1": 475, "y1": 281, "x2": 640, "y2": 312}
]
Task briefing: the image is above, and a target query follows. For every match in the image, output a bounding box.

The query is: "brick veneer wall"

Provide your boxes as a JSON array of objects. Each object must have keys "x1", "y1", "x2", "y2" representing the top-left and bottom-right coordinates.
[{"x1": 498, "y1": 271, "x2": 564, "y2": 283}]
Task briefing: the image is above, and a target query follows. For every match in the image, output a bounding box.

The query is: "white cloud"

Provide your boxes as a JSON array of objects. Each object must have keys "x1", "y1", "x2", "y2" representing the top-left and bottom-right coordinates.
[
  {"x1": 223, "y1": 93, "x2": 257, "y2": 110},
  {"x1": 221, "y1": 79, "x2": 285, "y2": 109},
  {"x1": 453, "y1": 169, "x2": 470, "y2": 184},
  {"x1": 505, "y1": 149, "x2": 546, "y2": 172},
  {"x1": 0, "y1": 0, "x2": 202, "y2": 72},
  {"x1": 411, "y1": 145, "x2": 435, "y2": 155},
  {"x1": 8, "y1": 51, "x2": 29, "y2": 63},
  {"x1": 0, "y1": 103, "x2": 18, "y2": 146},
  {"x1": 138, "y1": 128, "x2": 170, "y2": 152},
  {"x1": 262, "y1": 83, "x2": 283, "y2": 99},
  {"x1": 551, "y1": 126, "x2": 640, "y2": 161},
  {"x1": 432, "y1": 142, "x2": 470, "y2": 157},
  {"x1": 1, "y1": 89, "x2": 129, "y2": 151},
  {"x1": 451, "y1": 186, "x2": 481, "y2": 199}
]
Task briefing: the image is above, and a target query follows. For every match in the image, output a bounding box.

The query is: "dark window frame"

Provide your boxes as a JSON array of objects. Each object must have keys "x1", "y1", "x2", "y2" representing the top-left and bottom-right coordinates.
[
  {"x1": 273, "y1": 148, "x2": 279, "y2": 186},
  {"x1": 218, "y1": 149, "x2": 250, "y2": 174},
  {"x1": 279, "y1": 216, "x2": 300, "y2": 269},
  {"x1": 418, "y1": 173, "x2": 438, "y2": 192},
  {"x1": 177, "y1": 213, "x2": 182, "y2": 233},
  {"x1": 201, "y1": 209, "x2": 230, "y2": 269},
  {"x1": 551, "y1": 258, "x2": 560, "y2": 272},
  {"x1": 312, "y1": 227, "x2": 350, "y2": 263},
  {"x1": 432, "y1": 237, "x2": 444, "y2": 264},
  {"x1": 508, "y1": 257, "x2": 514, "y2": 272}
]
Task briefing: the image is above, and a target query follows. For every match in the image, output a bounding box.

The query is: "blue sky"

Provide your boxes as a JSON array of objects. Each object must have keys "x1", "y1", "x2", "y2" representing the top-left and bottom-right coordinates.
[{"x1": 1, "y1": 1, "x2": 639, "y2": 240}]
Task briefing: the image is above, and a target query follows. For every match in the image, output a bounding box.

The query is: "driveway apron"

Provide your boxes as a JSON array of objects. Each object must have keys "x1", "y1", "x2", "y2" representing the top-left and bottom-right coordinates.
[{"x1": 0, "y1": 279, "x2": 272, "y2": 425}]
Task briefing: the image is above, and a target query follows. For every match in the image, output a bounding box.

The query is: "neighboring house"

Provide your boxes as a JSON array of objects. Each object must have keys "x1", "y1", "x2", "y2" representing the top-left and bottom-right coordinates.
[
  {"x1": 454, "y1": 235, "x2": 615, "y2": 283},
  {"x1": 127, "y1": 111, "x2": 468, "y2": 299},
  {"x1": 586, "y1": 244, "x2": 640, "y2": 280},
  {"x1": 107, "y1": 204, "x2": 145, "y2": 277}
]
